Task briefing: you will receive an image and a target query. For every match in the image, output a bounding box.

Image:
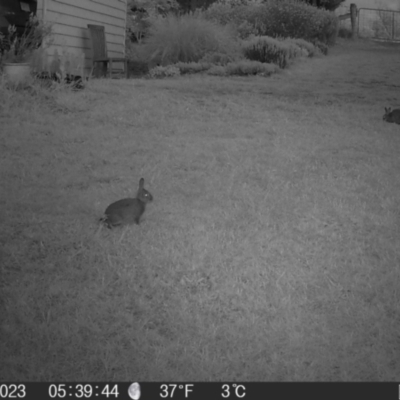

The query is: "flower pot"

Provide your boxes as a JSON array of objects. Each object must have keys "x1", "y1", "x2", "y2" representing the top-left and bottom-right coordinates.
[{"x1": 3, "y1": 63, "x2": 32, "y2": 85}]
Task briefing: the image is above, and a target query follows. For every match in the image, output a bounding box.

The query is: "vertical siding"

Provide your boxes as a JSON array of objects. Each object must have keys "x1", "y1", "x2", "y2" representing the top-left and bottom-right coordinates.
[{"x1": 36, "y1": 0, "x2": 127, "y2": 76}]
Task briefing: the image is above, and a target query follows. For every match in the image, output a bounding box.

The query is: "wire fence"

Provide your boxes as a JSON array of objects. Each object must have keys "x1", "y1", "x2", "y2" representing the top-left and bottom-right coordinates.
[{"x1": 358, "y1": 8, "x2": 400, "y2": 41}]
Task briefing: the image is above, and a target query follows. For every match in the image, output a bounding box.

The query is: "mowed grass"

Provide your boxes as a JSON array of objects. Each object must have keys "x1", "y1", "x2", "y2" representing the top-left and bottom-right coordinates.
[{"x1": 1, "y1": 39, "x2": 400, "y2": 381}]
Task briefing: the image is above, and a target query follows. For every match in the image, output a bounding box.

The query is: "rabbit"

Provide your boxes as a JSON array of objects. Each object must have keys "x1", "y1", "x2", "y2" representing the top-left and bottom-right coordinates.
[
  {"x1": 100, "y1": 178, "x2": 153, "y2": 228},
  {"x1": 383, "y1": 107, "x2": 400, "y2": 124}
]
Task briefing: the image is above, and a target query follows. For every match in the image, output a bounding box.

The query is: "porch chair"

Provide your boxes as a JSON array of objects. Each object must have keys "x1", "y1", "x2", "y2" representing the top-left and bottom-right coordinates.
[{"x1": 87, "y1": 24, "x2": 128, "y2": 78}]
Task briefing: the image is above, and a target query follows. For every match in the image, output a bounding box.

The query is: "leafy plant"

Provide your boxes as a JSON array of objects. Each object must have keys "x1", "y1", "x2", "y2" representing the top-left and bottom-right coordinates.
[
  {"x1": 0, "y1": 14, "x2": 52, "y2": 64},
  {"x1": 242, "y1": 36, "x2": 304, "y2": 69},
  {"x1": 206, "y1": 59, "x2": 279, "y2": 76},
  {"x1": 203, "y1": 1, "x2": 263, "y2": 39},
  {"x1": 311, "y1": 39, "x2": 328, "y2": 55},
  {"x1": 277, "y1": 37, "x2": 319, "y2": 57},
  {"x1": 302, "y1": 0, "x2": 345, "y2": 11},
  {"x1": 174, "y1": 61, "x2": 212, "y2": 74},
  {"x1": 206, "y1": 65, "x2": 226, "y2": 76},
  {"x1": 224, "y1": 59, "x2": 278, "y2": 76},
  {"x1": 126, "y1": 0, "x2": 180, "y2": 44},
  {"x1": 337, "y1": 27, "x2": 352, "y2": 39},
  {"x1": 204, "y1": 0, "x2": 338, "y2": 44},
  {"x1": 199, "y1": 51, "x2": 240, "y2": 65},
  {"x1": 128, "y1": 59, "x2": 150, "y2": 76},
  {"x1": 148, "y1": 64, "x2": 181, "y2": 78},
  {"x1": 256, "y1": 0, "x2": 338, "y2": 44}
]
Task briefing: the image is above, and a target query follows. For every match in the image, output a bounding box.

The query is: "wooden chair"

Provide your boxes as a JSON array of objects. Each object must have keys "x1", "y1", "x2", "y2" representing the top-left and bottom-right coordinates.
[{"x1": 87, "y1": 24, "x2": 128, "y2": 78}]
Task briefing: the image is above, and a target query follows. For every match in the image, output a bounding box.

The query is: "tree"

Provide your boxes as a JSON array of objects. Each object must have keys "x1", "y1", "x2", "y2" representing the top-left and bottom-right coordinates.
[
  {"x1": 126, "y1": 0, "x2": 180, "y2": 43},
  {"x1": 175, "y1": 0, "x2": 215, "y2": 12},
  {"x1": 304, "y1": 0, "x2": 345, "y2": 11}
]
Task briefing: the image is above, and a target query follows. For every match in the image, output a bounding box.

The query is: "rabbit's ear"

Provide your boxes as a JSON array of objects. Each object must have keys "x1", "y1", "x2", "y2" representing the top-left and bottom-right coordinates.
[
  {"x1": 139, "y1": 178, "x2": 145, "y2": 189},
  {"x1": 385, "y1": 107, "x2": 392, "y2": 113}
]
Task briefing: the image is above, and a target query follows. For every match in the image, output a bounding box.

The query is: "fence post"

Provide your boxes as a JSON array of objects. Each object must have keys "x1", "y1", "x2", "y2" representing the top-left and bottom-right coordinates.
[{"x1": 350, "y1": 3, "x2": 357, "y2": 39}]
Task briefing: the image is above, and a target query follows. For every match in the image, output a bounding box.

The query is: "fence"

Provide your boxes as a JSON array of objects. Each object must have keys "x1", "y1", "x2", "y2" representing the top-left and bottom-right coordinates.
[
  {"x1": 337, "y1": 3, "x2": 358, "y2": 39},
  {"x1": 358, "y1": 8, "x2": 400, "y2": 41}
]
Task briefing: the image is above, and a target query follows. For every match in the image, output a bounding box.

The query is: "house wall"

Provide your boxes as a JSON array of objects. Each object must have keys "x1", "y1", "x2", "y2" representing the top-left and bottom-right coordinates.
[{"x1": 36, "y1": 0, "x2": 127, "y2": 76}]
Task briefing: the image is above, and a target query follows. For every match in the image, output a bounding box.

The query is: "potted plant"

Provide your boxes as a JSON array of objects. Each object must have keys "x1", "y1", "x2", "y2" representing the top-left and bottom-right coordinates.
[{"x1": 0, "y1": 14, "x2": 51, "y2": 85}]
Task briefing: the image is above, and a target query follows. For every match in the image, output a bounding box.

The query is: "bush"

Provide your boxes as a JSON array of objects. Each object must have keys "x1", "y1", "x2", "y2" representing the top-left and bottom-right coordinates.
[
  {"x1": 206, "y1": 59, "x2": 278, "y2": 77},
  {"x1": 256, "y1": 0, "x2": 338, "y2": 44},
  {"x1": 174, "y1": 61, "x2": 212, "y2": 74},
  {"x1": 225, "y1": 59, "x2": 278, "y2": 76},
  {"x1": 128, "y1": 59, "x2": 149, "y2": 76},
  {"x1": 148, "y1": 65, "x2": 181, "y2": 78},
  {"x1": 204, "y1": 0, "x2": 338, "y2": 44},
  {"x1": 140, "y1": 13, "x2": 241, "y2": 66},
  {"x1": 338, "y1": 27, "x2": 353, "y2": 39},
  {"x1": 280, "y1": 37, "x2": 319, "y2": 57},
  {"x1": 203, "y1": 1, "x2": 262, "y2": 39},
  {"x1": 172, "y1": 58, "x2": 278, "y2": 77},
  {"x1": 207, "y1": 65, "x2": 227, "y2": 76},
  {"x1": 199, "y1": 51, "x2": 241, "y2": 65},
  {"x1": 242, "y1": 36, "x2": 304, "y2": 69},
  {"x1": 311, "y1": 40, "x2": 329, "y2": 55}
]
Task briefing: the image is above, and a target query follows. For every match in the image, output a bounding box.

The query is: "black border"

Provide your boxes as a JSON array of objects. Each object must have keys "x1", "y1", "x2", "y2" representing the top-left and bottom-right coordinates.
[{"x1": 0, "y1": 382, "x2": 398, "y2": 400}]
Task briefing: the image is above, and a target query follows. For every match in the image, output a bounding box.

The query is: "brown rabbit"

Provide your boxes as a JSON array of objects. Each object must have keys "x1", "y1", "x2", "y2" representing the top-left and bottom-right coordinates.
[
  {"x1": 383, "y1": 107, "x2": 400, "y2": 124},
  {"x1": 100, "y1": 178, "x2": 153, "y2": 228}
]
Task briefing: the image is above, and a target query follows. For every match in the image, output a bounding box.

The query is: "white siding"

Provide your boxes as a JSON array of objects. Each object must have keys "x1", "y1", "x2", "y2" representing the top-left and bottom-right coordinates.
[{"x1": 36, "y1": 0, "x2": 127, "y2": 76}]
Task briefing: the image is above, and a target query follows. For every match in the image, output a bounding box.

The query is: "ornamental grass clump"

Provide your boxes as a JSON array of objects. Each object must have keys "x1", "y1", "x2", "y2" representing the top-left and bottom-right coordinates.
[
  {"x1": 0, "y1": 14, "x2": 51, "y2": 64},
  {"x1": 141, "y1": 12, "x2": 241, "y2": 66}
]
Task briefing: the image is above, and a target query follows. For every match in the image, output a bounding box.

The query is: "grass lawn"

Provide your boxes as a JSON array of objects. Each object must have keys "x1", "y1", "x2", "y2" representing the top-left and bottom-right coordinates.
[{"x1": 1, "y1": 39, "x2": 400, "y2": 381}]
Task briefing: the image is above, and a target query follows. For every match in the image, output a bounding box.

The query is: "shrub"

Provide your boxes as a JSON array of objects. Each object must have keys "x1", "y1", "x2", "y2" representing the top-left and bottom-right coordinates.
[
  {"x1": 338, "y1": 26, "x2": 352, "y2": 39},
  {"x1": 242, "y1": 36, "x2": 304, "y2": 69},
  {"x1": 199, "y1": 51, "x2": 241, "y2": 65},
  {"x1": 311, "y1": 40, "x2": 329, "y2": 55},
  {"x1": 206, "y1": 59, "x2": 278, "y2": 77},
  {"x1": 277, "y1": 37, "x2": 319, "y2": 57},
  {"x1": 256, "y1": 0, "x2": 338, "y2": 44},
  {"x1": 204, "y1": 0, "x2": 338, "y2": 44},
  {"x1": 0, "y1": 15, "x2": 52, "y2": 63},
  {"x1": 140, "y1": 13, "x2": 241, "y2": 66},
  {"x1": 174, "y1": 58, "x2": 278, "y2": 77},
  {"x1": 224, "y1": 59, "x2": 278, "y2": 76},
  {"x1": 128, "y1": 59, "x2": 149, "y2": 77},
  {"x1": 203, "y1": 0, "x2": 263, "y2": 39},
  {"x1": 174, "y1": 61, "x2": 212, "y2": 74},
  {"x1": 148, "y1": 65, "x2": 181, "y2": 78},
  {"x1": 207, "y1": 65, "x2": 227, "y2": 76}
]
